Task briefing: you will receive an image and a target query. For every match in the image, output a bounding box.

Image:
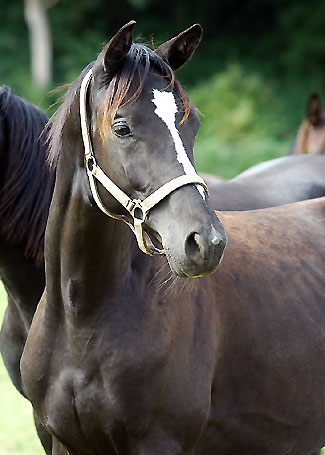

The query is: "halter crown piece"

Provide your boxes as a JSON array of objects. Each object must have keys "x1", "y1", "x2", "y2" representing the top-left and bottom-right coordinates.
[{"x1": 80, "y1": 69, "x2": 209, "y2": 256}]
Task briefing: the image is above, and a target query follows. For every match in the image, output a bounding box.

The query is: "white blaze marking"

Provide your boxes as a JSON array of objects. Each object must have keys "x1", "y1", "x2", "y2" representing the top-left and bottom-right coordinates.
[{"x1": 151, "y1": 89, "x2": 205, "y2": 199}]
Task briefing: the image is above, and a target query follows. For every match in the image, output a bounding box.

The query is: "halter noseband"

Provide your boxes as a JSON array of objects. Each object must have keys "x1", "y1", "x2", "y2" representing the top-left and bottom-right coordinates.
[{"x1": 80, "y1": 69, "x2": 209, "y2": 256}]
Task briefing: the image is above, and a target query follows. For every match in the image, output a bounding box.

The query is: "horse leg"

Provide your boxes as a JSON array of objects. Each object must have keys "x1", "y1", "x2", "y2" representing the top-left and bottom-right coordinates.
[
  {"x1": 0, "y1": 296, "x2": 53, "y2": 454},
  {"x1": 52, "y1": 437, "x2": 73, "y2": 455},
  {"x1": 33, "y1": 412, "x2": 52, "y2": 454},
  {"x1": 0, "y1": 295, "x2": 28, "y2": 396}
]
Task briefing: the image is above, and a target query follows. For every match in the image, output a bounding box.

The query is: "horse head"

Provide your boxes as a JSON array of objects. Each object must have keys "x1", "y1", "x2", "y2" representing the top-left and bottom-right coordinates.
[
  {"x1": 77, "y1": 21, "x2": 226, "y2": 278},
  {"x1": 293, "y1": 92, "x2": 325, "y2": 155},
  {"x1": 307, "y1": 92, "x2": 322, "y2": 126}
]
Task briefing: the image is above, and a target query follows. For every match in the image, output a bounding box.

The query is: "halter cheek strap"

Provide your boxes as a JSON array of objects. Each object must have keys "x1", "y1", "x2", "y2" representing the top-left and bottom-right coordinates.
[{"x1": 80, "y1": 69, "x2": 209, "y2": 256}]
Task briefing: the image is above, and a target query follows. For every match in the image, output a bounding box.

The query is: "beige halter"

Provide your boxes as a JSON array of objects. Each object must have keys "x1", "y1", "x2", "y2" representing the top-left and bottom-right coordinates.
[{"x1": 80, "y1": 69, "x2": 209, "y2": 256}]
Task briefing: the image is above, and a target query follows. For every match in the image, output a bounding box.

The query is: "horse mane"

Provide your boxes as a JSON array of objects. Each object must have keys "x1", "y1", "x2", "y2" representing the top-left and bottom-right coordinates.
[
  {"x1": 0, "y1": 86, "x2": 56, "y2": 265},
  {"x1": 47, "y1": 44, "x2": 190, "y2": 168}
]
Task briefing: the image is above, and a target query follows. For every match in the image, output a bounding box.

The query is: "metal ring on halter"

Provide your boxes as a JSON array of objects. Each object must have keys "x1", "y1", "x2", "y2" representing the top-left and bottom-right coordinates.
[
  {"x1": 79, "y1": 68, "x2": 209, "y2": 257},
  {"x1": 128, "y1": 200, "x2": 145, "y2": 221},
  {"x1": 86, "y1": 154, "x2": 96, "y2": 173}
]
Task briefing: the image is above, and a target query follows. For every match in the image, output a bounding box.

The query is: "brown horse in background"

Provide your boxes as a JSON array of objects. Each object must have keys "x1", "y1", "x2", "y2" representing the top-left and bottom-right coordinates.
[
  {"x1": 290, "y1": 93, "x2": 325, "y2": 155},
  {"x1": 21, "y1": 22, "x2": 325, "y2": 455}
]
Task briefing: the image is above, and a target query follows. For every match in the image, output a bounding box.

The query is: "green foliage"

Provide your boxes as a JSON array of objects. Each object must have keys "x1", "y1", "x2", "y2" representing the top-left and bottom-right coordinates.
[
  {"x1": 0, "y1": 0, "x2": 324, "y2": 177},
  {"x1": 127, "y1": 0, "x2": 153, "y2": 10},
  {"x1": 189, "y1": 64, "x2": 288, "y2": 178},
  {"x1": 277, "y1": 1, "x2": 325, "y2": 74},
  {"x1": 191, "y1": 64, "x2": 273, "y2": 140},
  {"x1": 0, "y1": 2, "x2": 29, "y2": 93}
]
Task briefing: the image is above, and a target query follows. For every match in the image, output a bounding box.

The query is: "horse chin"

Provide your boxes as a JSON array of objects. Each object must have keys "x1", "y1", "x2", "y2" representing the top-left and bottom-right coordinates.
[
  {"x1": 143, "y1": 225, "x2": 226, "y2": 278},
  {"x1": 164, "y1": 250, "x2": 189, "y2": 278},
  {"x1": 164, "y1": 246, "x2": 224, "y2": 279},
  {"x1": 144, "y1": 226, "x2": 208, "y2": 278}
]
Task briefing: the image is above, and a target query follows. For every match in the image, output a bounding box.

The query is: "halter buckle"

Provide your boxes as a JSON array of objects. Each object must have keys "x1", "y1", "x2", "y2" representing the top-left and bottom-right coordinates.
[{"x1": 86, "y1": 154, "x2": 97, "y2": 173}]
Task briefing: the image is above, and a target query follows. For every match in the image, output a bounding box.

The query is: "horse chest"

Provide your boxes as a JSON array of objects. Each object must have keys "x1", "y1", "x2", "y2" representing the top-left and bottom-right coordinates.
[
  {"x1": 39, "y1": 309, "x2": 170, "y2": 442},
  {"x1": 39, "y1": 347, "x2": 163, "y2": 454},
  {"x1": 33, "y1": 290, "x2": 216, "y2": 455}
]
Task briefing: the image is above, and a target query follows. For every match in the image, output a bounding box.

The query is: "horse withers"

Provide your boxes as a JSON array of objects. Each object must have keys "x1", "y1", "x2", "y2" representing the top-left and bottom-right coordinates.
[{"x1": 21, "y1": 21, "x2": 325, "y2": 455}]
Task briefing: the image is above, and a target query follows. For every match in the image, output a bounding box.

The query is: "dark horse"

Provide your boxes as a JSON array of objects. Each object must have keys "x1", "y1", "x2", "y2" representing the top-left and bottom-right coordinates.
[
  {"x1": 21, "y1": 22, "x2": 325, "y2": 455},
  {"x1": 1, "y1": 86, "x2": 325, "y2": 454},
  {"x1": 0, "y1": 86, "x2": 54, "y2": 394}
]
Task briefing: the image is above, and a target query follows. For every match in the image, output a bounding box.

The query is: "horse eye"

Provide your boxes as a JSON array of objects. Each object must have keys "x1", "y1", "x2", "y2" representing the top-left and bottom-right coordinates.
[{"x1": 113, "y1": 122, "x2": 132, "y2": 138}]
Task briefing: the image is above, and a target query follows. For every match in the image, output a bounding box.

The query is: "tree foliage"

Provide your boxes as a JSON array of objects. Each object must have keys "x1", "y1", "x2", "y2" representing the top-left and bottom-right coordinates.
[
  {"x1": 0, "y1": 0, "x2": 324, "y2": 175},
  {"x1": 1, "y1": 0, "x2": 324, "y2": 89}
]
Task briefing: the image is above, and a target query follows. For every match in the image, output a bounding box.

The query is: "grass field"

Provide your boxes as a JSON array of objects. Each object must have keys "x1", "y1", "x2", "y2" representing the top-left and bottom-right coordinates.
[
  {"x1": 0, "y1": 285, "x2": 44, "y2": 455},
  {"x1": 0, "y1": 283, "x2": 324, "y2": 455}
]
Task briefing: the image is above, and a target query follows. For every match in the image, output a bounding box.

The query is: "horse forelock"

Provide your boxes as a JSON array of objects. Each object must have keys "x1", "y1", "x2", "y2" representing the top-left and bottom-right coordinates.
[
  {"x1": 97, "y1": 44, "x2": 190, "y2": 141},
  {"x1": 0, "y1": 86, "x2": 56, "y2": 265},
  {"x1": 46, "y1": 62, "x2": 95, "y2": 169},
  {"x1": 47, "y1": 44, "x2": 190, "y2": 168}
]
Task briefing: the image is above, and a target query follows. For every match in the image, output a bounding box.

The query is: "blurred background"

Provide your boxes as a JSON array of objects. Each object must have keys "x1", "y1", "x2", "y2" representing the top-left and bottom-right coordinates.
[
  {"x1": 0, "y1": 0, "x2": 325, "y2": 453},
  {"x1": 1, "y1": 0, "x2": 325, "y2": 178}
]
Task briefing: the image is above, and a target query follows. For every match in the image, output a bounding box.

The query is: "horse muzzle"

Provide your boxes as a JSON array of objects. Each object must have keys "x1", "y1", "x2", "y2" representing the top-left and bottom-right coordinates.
[{"x1": 147, "y1": 187, "x2": 227, "y2": 278}]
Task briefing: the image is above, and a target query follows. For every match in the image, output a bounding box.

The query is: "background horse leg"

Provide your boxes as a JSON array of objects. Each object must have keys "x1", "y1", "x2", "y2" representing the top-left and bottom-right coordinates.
[
  {"x1": 52, "y1": 437, "x2": 73, "y2": 455},
  {"x1": 0, "y1": 294, "x2": 27, "y2": 396},
  {"x1": 0, "y1": 295, "x2": 53, "y2": 453},
  {"x1": 34, "y1": 412, "x2": 52, "y2": 454}
]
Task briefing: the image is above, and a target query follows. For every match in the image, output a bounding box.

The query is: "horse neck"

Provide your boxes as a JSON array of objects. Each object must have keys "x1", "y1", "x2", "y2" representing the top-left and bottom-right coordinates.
[
  {"x1": 45, "y1": 124, "x2": 138, "y2": 317},
  {"x1": 308, "y1": 126, "x2": 325, "y2": 154}
]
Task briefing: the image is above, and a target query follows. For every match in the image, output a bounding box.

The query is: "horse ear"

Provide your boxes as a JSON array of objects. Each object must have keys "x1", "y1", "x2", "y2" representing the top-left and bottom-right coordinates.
[
  {"x1": 306, "y1": 93, "x2": 322, "y2": 125},
  {"x1": 95, "y1": 20, "x2": 136, "y2": 78},
  {"x1": 154, "y1": 24, "x2": 203, "y2": 70}
]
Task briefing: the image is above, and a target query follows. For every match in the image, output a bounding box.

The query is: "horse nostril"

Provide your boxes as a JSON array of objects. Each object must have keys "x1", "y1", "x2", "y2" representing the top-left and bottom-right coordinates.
[
  {"x1": 185, "y1": 229, "x2": 226, "y2": 266},
  {"x1": 185, "y1": 232, "x2": 201, "y2": 259}
]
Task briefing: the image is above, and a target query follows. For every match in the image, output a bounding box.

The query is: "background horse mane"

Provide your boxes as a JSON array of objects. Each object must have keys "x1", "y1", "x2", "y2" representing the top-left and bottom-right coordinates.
[
  {"x1": 0, "y1": 86, "x2": 55, "y2": 264},
  {"x1": 47, "y1": 44, "x2": 190, "y2": 167}
]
